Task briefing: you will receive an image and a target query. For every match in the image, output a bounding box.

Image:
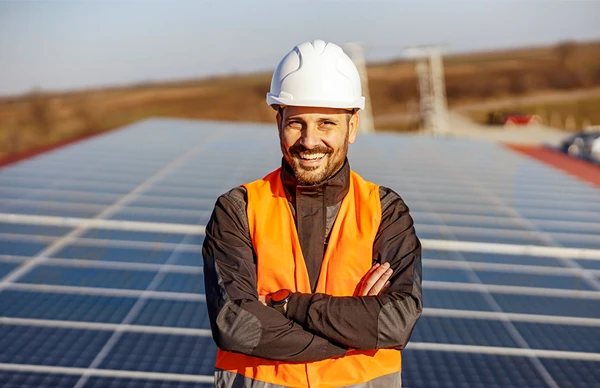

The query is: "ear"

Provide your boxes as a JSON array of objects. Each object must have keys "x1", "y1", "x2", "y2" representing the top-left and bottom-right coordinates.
[
  {"x1": 348, "y1": 111, "x2": 359, "y2": 144},
  {"x1": 276, "y1": 110, "x2": 283, "y2": 136}
]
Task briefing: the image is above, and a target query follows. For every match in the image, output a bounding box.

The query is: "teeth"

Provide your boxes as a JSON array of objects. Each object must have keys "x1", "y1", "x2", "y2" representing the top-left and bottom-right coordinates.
[{"x1": 299, "y1": 153, "x2": 325, "y2": 160}]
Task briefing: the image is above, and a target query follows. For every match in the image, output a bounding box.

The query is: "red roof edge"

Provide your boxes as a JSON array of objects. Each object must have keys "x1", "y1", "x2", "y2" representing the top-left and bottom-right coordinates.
[{"x1": 505, "y1": 144, "x2": 600, "y2": 189}]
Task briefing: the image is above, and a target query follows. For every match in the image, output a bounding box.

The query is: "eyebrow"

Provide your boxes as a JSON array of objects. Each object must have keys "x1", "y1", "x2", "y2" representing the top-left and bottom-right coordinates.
[{"x1": 286, "y1": 116, "x2": 339, "y2": 122}]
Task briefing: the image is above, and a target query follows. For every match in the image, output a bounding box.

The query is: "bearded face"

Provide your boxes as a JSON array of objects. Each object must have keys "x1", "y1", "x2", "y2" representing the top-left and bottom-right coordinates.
[{"x1": 278, "y1": 106, "x2": 358, "y2": 186}]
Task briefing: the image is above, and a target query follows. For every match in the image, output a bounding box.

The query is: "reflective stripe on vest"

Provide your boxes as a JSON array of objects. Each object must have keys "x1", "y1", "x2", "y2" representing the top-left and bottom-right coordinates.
[{"x1": 215, "y1": 168, "x2": 401, "y2": 388}]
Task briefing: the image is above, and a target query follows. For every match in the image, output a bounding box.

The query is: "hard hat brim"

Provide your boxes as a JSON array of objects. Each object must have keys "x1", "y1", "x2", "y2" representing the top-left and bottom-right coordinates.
[{"x1": 267, "y1": 94, "x2": 365, "y2": 111}]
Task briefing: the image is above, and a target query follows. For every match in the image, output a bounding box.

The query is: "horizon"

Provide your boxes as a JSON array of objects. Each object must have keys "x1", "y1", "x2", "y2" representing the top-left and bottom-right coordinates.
[
  {"x1": 2, "y1": 38, "x2": 598, "y2": 100},
  {"x1": 1, "y1": 0, "x2": 599, "y2": 97}
]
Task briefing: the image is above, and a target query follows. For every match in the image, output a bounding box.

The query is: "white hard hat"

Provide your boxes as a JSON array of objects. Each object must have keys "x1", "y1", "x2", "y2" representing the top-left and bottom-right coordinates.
[{"x1": 266, "y1": 40, "x2": 365, "y2": 110}]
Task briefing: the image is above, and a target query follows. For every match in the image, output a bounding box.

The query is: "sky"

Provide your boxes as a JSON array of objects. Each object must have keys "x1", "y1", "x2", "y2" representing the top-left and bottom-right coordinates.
[{"x1": 1, "y1": 0, "x2": 599, "y2": 96}]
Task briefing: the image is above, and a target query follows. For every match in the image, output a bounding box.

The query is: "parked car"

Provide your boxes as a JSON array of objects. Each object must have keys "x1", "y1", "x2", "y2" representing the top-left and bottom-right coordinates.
[
  {"x1": 486, "y1": 111, "x2": 542, "y2": 126},
  {"x1": 558, "y1": 129, "x2": 600, "y2": 164}
]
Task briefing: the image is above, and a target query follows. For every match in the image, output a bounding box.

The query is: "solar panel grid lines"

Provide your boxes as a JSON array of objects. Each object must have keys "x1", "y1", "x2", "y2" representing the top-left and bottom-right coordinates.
[
  {"x1": 349, "y1": 135, "x2": 600, "y2": 386},
  {"x1": 69, "y1": 122, "x2": 277, "y2": 388},
  {"x1": 423, "y1": 281, "x2": 600, "y2": 298},
  {"x1": 0, "y1": 129, "x2": 223, "y2": 290},
  {"x1": 0, "y1": 317, "x2": 212, "y2": 337},
  {"x1": 1, "y1": 119, "x2": 600, "y2": 387},
  {"x1": 422, "y1": 240, "x2": 560, "y2": 386},
  {"x1": 421, "y1": 308, "x2": 600, "y2": 327},
  {"x1": 70, "y1": 232, "x2": 202, "y2": 388},
  {"x1": 0, "y1": 120, "x2": 226, "y2": 381},
  {"x1": 0, "y1": 213, "x2": 206, "y2": 234},
  {"x1": 424, "y1": 238, "x2": 600, "y2": 260},
  {"x1": 0, "y1": 364, "x2": 215, "y2": 384},
  {"x1": 5, "y1": 283, "x2": 206, "y2": 301},
  {"x1": 405, "y1": 343, "x2": 600, "y2": 362},
  {"x1": 417, "y1": 145, "x2": 600, "y2": 286}
]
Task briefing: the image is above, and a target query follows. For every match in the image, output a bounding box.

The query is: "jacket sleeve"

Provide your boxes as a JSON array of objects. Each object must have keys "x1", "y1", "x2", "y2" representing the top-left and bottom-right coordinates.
[
  {"x1": 202, "y1": 187, "x2": 348, "y2": 362},
  {"x1": 284, "y1": 187, "x2": 423, "y2": 351}
]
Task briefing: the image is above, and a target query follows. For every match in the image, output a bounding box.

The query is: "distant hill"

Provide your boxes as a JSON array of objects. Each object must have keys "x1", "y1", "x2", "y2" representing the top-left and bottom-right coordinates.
[{"x1": 1, "y1": 40, "x2": 599, "y2": 160}]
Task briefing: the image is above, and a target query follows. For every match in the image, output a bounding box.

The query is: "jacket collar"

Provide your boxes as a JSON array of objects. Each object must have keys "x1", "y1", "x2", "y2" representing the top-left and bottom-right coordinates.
[{"x1": 280, "y1": 157, "x2": 350, "y2": 208}]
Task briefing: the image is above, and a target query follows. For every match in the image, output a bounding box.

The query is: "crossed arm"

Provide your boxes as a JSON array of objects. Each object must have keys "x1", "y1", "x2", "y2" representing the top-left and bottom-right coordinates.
[
  {"x1": 259, "y1": 261, "x2": 394, "y2": 304},
  {"x1": 202, "y1": 187, "x2": 422, "y2": 362}
]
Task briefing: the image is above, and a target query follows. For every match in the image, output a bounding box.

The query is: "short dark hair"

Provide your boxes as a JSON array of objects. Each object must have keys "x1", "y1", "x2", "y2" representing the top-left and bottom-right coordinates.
[{"x1": 279, "y1": 106, "x2": 356, "y2": 124}]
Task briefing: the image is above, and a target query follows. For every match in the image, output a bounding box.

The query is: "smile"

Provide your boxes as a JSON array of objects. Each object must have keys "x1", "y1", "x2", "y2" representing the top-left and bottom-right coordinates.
[{"x1": 298, "y1": 152, "x2": 326, "y2": 161}]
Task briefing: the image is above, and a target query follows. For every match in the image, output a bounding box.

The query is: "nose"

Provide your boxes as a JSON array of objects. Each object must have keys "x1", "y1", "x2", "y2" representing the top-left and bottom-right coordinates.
[{"x1": 298, "y1": 124, "x2": 321, "y2": 150}]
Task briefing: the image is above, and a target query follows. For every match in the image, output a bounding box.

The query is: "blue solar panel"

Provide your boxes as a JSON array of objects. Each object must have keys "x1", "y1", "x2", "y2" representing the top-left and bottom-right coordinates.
[
  {"x1": 0, "y1": 372, "x2": 80, "y2": 388},
  {"x1": 423, "y1": 267, "x2": 475, "y2": 283},
  {"x1": 0, "y1": 261, "x2": 20, "y2": 277},
  {"x1": 575, "y1": 260, "x2": 600, "y2": 270},
  {"x1": 1, "y1": 119, "x2": 599, "y2": 387},
  {"x1": 0, "y1": 222, "x2": 72, "y2": 237},
  {"x1": 475, "y1": 271, "x2": 595, "y2": 290},
  {"x1": 157, "y1": 273, "x2": 204, "y2": 293},
  {"x1": 0, "y1": 187, "x2": 34, "y2": 200},
  {"x1": 97, "y1": 333, "x2": 216, "y2": 375},
  {"x1": 17, "y1": 266, "x2": 157, "y2": 290},
  {"x1": 83, "y1": 377, "x2": 213, "y2": 388},
  {"x1": 554, "y1": 236, "x2": 600, "y2": 249},
  {"x1": 448, "y1": 231, "x2": 549, "y2": 245},
  {"x1": 401, "y1": 350, "x2": 548, "y2": 388},
  {"x1": 128, "y1": 196, "x2": 216, "y2": 212},
  {"x1": 79, "y1": 229, "x2": 203, "y2": 245},
  {"x1": 421, "y1": 249, "x2": 458, "y2": 261},
  {"x1": 1, "y1": 238, "x2": 48, "y2": 256},
  {"x1": 455, "y1": 251, "x2": 569, "y2": 267},
  {"x1": 0, "y1": 325, "x2": 112, "y2": 367},
  {"x1": 492, "y1": 293, "x2": 600, "y2": 318},
  {"x1": 168, "y1": 250, "x2": 204, "y2": 266},
  {"x1": 0, "y1": 290, "x2": 136, "y2": 322},
  {"x1": 410, "y1": 316, "x2": 519, "y2": 347},
  {"x1": 423, "y1": 289, "x2": 494, "y2": 311},
  {"x1": 539, "y1": 359, "x2": 600, "y2": 388},
  {"x1": 52, "y1": 244, "x2": 180, "y2": 264},
  {"x1": 132, "y1": 300, "x2": 210, "y2": 329},
  {"x1": 26, "y1": 191, "x2": 122, "y2": 205},
  {"x1": 54, "y1": 181, "x2": 136, "y2": 194},
  {"x1": 513, "y1": 322, "x2": 600, "y2": 353},
  {"x1": 108, "y1": 208, "x2": 209, "y2": 225}
]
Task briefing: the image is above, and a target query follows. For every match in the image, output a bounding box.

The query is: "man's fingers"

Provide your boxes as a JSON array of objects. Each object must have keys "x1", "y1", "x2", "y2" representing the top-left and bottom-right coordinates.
[
  {"x1": 364, "y1": 263, "x2": 380, "y2": 278},
  {"x1": 367, "y1": 267, "x2": 393, "y2": 296},
  {"x1": 381, "y1": 281, "x2": 391, "y2": 294},
  {"x1": 356, "y1": 263, "x2": 379, "y2": 295},
  {"x1": 359, "y1": 262, "x2": 392, "y2": 296}
]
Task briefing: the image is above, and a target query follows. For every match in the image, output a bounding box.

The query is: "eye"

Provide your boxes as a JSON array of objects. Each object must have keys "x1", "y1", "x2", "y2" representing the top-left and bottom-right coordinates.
[{"x1": 286, "y1": 120, "x2": 303, "y2": 129}]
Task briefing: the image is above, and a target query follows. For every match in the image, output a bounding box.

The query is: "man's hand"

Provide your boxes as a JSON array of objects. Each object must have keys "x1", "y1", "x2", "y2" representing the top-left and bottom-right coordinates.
[{"x1": 357, "y1": 262, "x2": 393, "y2": 296}]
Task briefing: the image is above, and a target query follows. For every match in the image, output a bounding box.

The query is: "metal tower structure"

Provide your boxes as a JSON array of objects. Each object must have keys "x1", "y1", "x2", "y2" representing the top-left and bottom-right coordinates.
[
  {"x1": 404, "y1": 45, "x2": 449, "y2": 136},
  {"x1": 345, "y1": 42, "x2": 375, "y2": 134}
]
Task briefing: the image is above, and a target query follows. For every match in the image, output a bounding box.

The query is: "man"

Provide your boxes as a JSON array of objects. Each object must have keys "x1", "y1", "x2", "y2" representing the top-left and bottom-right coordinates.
[{"x1": 203, "y1": 39, "x2": 422, "y2": 387}]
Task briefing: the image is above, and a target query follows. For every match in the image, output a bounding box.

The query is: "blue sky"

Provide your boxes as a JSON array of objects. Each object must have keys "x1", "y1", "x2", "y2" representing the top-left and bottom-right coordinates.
[{"x1": 1, "y1": 0, "x2": 599, "y2": 96}]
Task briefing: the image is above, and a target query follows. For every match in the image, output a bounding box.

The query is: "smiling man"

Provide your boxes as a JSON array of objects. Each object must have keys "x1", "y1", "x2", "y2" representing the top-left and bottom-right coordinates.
[{"x1": 203, "y1": 40, "x2": 422, "y2": 388}]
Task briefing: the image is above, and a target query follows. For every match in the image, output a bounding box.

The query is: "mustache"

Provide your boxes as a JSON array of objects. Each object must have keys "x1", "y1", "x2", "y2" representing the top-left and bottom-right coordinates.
[{"x1": 289, "y1": 144, "x2": 333, "y2": 155}]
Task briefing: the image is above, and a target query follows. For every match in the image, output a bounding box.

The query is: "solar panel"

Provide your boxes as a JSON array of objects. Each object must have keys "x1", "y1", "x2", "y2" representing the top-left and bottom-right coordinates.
[{"x1": 1, "y1": 117, "x2": 599, "y2": 387}]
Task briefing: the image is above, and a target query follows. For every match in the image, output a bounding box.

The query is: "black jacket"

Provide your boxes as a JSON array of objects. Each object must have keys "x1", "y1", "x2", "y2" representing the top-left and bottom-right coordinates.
[{"x1": 202, "y1": 159, "x2": 422, "y2": 362}]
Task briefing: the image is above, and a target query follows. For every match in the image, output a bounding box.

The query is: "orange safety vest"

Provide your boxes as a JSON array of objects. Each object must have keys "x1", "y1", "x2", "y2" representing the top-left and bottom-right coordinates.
[{"x1": 215, "y1": 168, "x2": 401, "y2": 387}]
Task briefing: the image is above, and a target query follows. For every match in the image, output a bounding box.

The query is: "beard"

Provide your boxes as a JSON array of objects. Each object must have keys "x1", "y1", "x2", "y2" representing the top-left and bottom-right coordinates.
[{"x1": 285, "y1": 136, "x2": 349, "y2": 186}]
